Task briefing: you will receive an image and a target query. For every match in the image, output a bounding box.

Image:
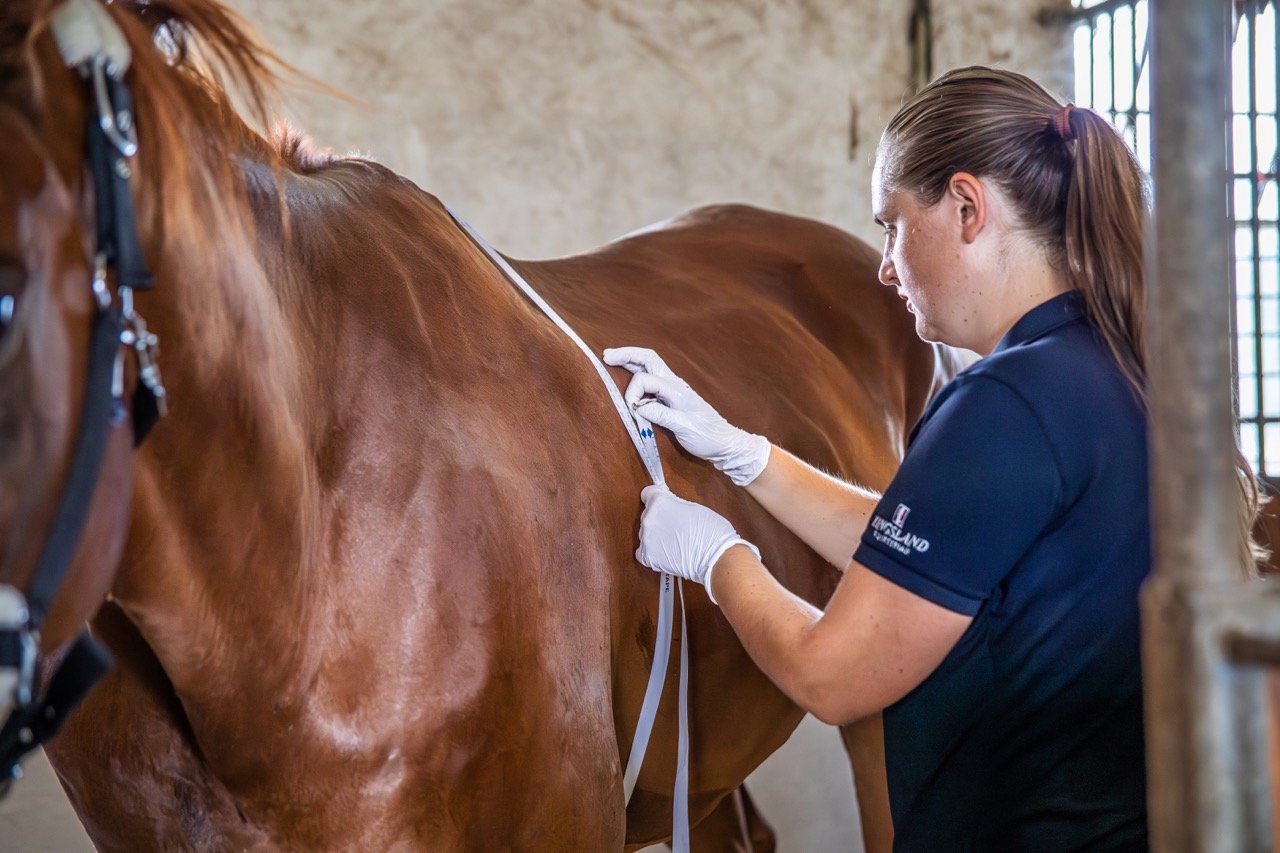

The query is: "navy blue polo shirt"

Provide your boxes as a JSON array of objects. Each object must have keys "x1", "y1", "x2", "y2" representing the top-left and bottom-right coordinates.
[{"x1": 853, "y1": 291, "x2": 1150, "y2": 851}]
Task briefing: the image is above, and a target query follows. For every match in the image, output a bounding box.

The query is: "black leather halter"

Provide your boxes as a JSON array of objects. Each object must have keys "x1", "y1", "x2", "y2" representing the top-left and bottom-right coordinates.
[{"x1": 0, "y1": 46, "x2": 166, "y2": 794}]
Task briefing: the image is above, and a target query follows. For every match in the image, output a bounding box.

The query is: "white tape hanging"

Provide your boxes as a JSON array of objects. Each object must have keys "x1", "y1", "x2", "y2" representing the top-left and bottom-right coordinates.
[{"x1": 444, "y1": 206, "x2": 690, "y2": 852}]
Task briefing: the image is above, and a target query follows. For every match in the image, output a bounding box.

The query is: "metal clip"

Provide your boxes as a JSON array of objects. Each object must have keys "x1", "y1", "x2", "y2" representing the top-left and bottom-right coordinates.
[
  {"x1": 2, "y1": 762, "x2": 22, "y2": 790},
  {"x1": 0, "y1": 586, "x2": 36, "y2": 709},
  {"x1": 90, "y1": 58, "x2": 138, "y2": 158},
  {"x1": 91, "y1": 253, "x2": 111, "y2": 311},
  {"x1": 111, "y1": 345, "x2": 125, "y2": 404},
  {"x1": 119, "y1": 288, "x2": 168, "y2": 417}
]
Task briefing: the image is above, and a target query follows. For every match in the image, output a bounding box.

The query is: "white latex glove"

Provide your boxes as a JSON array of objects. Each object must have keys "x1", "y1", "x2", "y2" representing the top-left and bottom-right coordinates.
[
  {"x1": 602, "y1": 346, "x2": 771, "y2": 486},
  {"x1": 636, "y1": 485, "x2": 760, "y2": 605}
]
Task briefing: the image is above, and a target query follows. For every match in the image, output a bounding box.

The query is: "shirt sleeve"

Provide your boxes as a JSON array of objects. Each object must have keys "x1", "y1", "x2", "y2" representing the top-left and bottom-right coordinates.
[{"x1": 853, "y1": 374, "x2": 1064, "y2": 616}]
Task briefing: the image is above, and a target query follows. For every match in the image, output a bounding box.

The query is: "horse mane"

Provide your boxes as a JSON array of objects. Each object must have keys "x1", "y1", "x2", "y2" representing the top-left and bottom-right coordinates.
[
  {"x1": 11, "y1": 0, "x2": 346, "y2": 257},
  {"x1": 272, "y1": 123, "x2": 340, "y2": 173},
  {"x1": 14, "y1": 0, "x2": 369, "y2": 349},
  {"x1": 7, "y1": 0, "x2": 390, "y2": 521},
  {"x1": 112, "y1": 1, "x2": 340, "y2": 167}
]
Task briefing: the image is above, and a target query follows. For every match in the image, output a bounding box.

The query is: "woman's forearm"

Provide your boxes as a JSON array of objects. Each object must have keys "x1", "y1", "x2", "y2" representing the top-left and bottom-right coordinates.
[{"x1": 745, "y1": 446, "x2": 882, "y2": 568}]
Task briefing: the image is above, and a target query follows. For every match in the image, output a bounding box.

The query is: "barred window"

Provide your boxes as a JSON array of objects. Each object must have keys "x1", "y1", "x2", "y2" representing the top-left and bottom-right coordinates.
[{"x1": 1068, "y1": 0, "x2": 1280, "y2": 478}]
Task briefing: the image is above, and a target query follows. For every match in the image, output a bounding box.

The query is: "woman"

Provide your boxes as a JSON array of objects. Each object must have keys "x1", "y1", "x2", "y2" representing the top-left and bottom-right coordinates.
[{"x1": 603, "y1": 67, "x2": 1158, "y2": 850}]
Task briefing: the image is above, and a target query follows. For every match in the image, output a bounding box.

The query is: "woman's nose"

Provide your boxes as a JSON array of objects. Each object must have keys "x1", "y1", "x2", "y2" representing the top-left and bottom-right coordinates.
[{"x1": 878, "y1": 253, "x2": 897, "y2": 286}]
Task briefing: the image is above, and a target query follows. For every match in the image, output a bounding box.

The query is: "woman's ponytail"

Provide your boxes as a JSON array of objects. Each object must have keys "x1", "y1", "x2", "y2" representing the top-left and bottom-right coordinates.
[{"x1": 1061, "y1": 106, "x2": 1148, "y2": 398}]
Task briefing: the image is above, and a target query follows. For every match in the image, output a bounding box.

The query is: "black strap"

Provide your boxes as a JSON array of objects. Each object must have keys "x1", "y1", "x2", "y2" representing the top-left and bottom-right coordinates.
[
  {"x1": 131, "y1": 380, "x2": 160, "y2": 446},
  {"x1": 86, "y1": 74, "x2": 152, "y2": 292},
  {"x1": 85, "y1": 72, "x2": 159, "y2": 445},
  {"x1": 25, "y1": 308, "x2": 124, "y2": 627},
  {"x1": 0, "y1": 631, "x2": 21, "y2": 668},
  {"x1": 0, "y1": 633, "x2": 112, "y2": 789}
]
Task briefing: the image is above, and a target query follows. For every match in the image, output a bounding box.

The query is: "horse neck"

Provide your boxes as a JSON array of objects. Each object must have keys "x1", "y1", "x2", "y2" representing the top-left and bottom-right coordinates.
[
  {"x1": 112, "y1": 139, "x2": 326, "y2": 694},
  {"x1": 113, "y1": 139, "x2": 536, "y2": 708}
]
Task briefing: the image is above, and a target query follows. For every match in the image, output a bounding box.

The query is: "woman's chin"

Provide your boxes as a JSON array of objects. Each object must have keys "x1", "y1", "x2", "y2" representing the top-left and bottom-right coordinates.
[{"x1": 913, "y1": 314, "x2": 943, "y2": 345}]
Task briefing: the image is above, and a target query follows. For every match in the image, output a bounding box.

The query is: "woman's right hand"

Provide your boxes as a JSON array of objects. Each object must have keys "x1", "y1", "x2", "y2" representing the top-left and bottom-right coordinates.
[{"x1": 603, "y1": 346, "x2": 771, "y2": 486}]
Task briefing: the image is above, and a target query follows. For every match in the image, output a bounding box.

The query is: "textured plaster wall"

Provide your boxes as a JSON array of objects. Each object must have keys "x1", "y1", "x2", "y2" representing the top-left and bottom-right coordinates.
[{"x1": 228, "y1": 0, "x2": 1072, "y2": 258}]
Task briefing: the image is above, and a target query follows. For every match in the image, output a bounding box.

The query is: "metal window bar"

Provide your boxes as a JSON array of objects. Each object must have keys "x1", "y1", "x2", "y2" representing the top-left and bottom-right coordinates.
[
  {"x1": 1243, "y1": 4, "x2": 1267, "y2": 477},
  {"x1": 1226, "y1": 0, "x2": 1278, "y2": 478},
  {"x1": 1061, "y1": 0, "x2": 1280, "y2": 479},
  {"x1": 1062, "y1": 0, "x2": 1150, "y2": 160}
]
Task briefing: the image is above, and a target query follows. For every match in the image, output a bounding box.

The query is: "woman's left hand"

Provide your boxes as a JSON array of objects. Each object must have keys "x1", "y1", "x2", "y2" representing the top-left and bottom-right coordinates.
[{"x1": 637, "y1": 485, "x2": 759, "y2": 603}]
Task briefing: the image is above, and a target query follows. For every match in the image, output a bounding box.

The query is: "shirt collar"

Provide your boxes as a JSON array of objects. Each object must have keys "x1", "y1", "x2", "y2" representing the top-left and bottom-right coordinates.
[{"x1": 991, "y1": 291, "x2": 1086, "y2": 354}]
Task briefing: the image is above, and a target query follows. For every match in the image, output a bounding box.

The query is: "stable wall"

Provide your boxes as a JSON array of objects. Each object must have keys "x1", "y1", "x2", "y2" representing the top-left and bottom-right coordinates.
[{"x1": 228, "y1": 0, "x2": 1073, "y2": 258}]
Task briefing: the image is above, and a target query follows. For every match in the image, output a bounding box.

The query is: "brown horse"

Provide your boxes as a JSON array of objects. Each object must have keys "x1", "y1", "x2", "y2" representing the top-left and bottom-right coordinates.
[{"x1": 1, "y1": 0, "x2": 953, "y2": 848}]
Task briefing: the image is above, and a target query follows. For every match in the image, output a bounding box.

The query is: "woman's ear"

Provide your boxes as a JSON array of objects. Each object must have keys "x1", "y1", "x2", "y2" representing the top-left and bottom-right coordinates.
[{"x1": 947, "y1": 172, "x2": 986, "y2": 244}]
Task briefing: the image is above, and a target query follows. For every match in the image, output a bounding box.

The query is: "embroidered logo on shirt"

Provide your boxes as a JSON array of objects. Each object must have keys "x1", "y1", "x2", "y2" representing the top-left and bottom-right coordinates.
[{"x1": 870, "y1": 506, "x2": 931, "y2": 557}]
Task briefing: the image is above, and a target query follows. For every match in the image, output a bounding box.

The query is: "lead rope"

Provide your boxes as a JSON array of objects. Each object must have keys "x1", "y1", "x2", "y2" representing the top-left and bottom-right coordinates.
[{"x1": 444, "y1": 207, "x2": 690, "y2": 851}]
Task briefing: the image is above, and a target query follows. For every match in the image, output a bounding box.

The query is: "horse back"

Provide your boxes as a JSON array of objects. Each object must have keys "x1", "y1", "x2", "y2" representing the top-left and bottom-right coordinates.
[{"x1": 521, "y1": 203, "x2": 940, "y2": 492}]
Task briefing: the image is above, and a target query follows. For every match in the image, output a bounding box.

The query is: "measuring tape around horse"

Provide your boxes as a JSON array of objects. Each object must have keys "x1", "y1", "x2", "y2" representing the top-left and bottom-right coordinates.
[{"x1": 444, "y1": 206, "x2": 691, "y2": 852}]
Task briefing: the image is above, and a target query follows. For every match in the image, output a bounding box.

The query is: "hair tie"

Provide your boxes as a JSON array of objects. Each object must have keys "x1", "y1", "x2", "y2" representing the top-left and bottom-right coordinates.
[{"x1": 1051, "y1": 103, "x2": 1076, "y2": 141}]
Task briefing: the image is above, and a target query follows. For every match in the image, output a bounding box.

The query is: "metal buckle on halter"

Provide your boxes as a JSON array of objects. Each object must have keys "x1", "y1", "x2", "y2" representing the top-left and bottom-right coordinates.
[
  {"x1": 91, "y1": 251, "x2": 111, "y2": 311},
  {"x1": 0, "y1": 603, "x2": 34, "y2": 795},
  {"x1": 118, "y1": 286, "x2": 167, "y2": 416},
  {"x1": 0, "y1": 586, "x2": 37, "y2": 713}
]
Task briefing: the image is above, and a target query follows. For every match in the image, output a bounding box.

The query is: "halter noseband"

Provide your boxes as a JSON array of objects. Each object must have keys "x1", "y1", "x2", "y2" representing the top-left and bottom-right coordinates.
[{"x1": 0, "y1": 0, "x2": 167, "y2": 794}]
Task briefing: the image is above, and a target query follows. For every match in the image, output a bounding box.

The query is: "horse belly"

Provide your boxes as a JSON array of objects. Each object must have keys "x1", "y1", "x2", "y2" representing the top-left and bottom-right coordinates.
[
  {"x1": 405, "y1": 655, "x2": 625, "y2": 849},
  {"x1": 48, "y1": 601, "x2": 625, "y2": 850}
]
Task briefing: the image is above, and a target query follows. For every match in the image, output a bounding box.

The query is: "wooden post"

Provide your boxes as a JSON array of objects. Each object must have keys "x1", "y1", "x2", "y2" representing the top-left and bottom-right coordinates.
[{"x1": 1145, "y1": 0, "x2": 1279, "y2": 849}]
